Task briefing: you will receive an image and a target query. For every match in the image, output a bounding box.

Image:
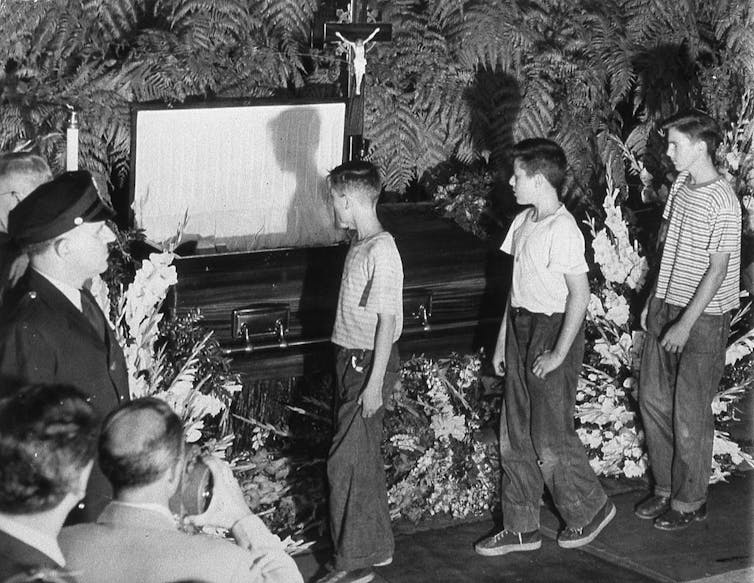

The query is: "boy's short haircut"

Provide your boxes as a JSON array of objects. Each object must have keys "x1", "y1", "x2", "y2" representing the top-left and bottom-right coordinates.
[
  {"x1": 0, "y1": 383, "x2": 97, "y2": 514},
  {"x1": 0, "y1": 152, "x2": 52, "y2": 194},
  {"x1": 511, "y1": 138, "x2": 567, "y2": 193},
  {"x1": 328, "y1": 160, "x2": 381, "y2": 202},
  {"x1": 661, "y1": 110, "x2": 722, "y2": 157}
]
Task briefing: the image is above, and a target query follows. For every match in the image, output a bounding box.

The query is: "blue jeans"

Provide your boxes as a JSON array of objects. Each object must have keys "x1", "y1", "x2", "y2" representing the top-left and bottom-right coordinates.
[
  {"x1": 639, "y1": 297, "x2": 729, "y2": 512},
  {"x1": 499, "y1": 309, "x2": 607, "y2": 532},
  {"x1": 327, "y1": 344, "x2": 398, "y2": 571}
]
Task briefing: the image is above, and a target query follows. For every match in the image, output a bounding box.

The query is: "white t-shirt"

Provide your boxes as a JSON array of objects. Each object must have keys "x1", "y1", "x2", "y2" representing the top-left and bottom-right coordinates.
[{"x1": 501, "y1": 205, "x2": 588, "y2": 315}]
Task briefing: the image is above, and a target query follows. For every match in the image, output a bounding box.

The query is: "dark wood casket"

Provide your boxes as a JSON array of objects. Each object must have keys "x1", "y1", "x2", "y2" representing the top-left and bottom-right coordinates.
[{"x1": 129, "y1": 99, "x2": 509, "y2": 381}]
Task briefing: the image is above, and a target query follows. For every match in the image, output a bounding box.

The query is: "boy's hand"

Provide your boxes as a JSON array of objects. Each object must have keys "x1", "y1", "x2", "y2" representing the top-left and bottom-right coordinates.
[
  {"x1": 660, "y1": 321, "x2": 691, "y2": 353},
  {"x1": 492, "y1": 348, "x2": 506, "y2": 376},
  {"x1": 358, "y1": 383, "x2": 383, "y2": 417},
  {"x1": 532, "y1": 350, "x2": 564, "y2": 379},
  {"x1": 640, "y1": 296, "x2": 652, "y2": 331}
]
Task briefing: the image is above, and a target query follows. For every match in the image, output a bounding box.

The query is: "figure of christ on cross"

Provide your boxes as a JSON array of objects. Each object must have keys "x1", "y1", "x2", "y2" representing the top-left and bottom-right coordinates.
[{"x1": 335, "y1": 27, "x2": 380, "y2": 96}]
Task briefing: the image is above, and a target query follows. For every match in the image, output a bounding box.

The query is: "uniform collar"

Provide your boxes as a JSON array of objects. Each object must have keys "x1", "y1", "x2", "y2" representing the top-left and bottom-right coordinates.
[{"x1": 31, "y1": 268, "x2": 82, "y2": 311}]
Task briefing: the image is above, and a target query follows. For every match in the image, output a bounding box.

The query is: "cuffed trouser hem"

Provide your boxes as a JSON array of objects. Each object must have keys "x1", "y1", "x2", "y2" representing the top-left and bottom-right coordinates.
[
  {"x1": 501, "y1": 502, "x2": 541, "y2": 533},
  {"x1": 335, "y1": 549, "x2": 393, "y2": 572},
  {"x1": 653, "y1": 486, "x2": 671, "y2": 498},
  {"x1": 670, "y1": 499, "x2": 706, "y2": 513},
  {"x1": 562, "y1": 491, "x2": 609, "y2": 530}
]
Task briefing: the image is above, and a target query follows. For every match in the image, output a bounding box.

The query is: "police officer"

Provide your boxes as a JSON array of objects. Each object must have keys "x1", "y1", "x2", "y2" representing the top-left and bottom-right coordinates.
[{"x1": 0, "y1": 170, "x2": 130, "y2": 523}]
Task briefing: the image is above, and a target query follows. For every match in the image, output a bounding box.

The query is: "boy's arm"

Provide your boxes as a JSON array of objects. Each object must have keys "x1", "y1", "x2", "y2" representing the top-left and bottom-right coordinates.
[
  {"x1": 532, "y1": 271, "x2": 589, "y2": 379},
  {"x1": 659, "y1": 251, "x2": 729, "y2": 353},
  {"x1": 358, "y1": 312, "x2": 396, "y2": 418},
  {"x1": 492, "y1": 295, "x2": 511, "y2": 376}
]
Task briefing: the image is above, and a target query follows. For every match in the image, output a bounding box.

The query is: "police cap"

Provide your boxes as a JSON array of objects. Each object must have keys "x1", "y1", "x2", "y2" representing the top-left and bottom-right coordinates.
[{"x1": 8, "y1": 170, "x2": 116, "y2": 246}]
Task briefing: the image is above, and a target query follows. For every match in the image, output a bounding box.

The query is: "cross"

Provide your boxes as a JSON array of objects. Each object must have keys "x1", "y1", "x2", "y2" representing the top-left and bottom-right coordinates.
[
  {"x1": 324, "y1": 2, "x2": 392, "y2": 159},
  {"x1": 325, "y1": 23, "x2": 391, "y2": 96}
]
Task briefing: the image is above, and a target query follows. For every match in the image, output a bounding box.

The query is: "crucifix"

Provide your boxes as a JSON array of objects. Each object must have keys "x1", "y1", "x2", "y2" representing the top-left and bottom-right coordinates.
[{"x1": 324, "y1": 1, "x2": 392, "y2": 159}]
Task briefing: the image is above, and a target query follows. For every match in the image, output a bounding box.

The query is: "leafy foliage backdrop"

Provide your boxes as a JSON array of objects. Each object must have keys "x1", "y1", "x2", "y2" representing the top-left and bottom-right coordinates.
[{"x1": 1, "y1": 0, "x2": 752, "y2": 200}]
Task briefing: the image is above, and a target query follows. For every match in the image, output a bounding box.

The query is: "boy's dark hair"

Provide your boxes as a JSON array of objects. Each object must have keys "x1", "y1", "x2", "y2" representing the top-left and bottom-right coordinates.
[
  {"x1": 328, "y1": 160, "x2": 381, "y2": 202},
  {"x1": 99, "y1": 397, "x2": 185, "y2": 493},
  {"x1": 511, "y1": 138, "x2": 567, "y2": 193},
  {"x1": 0, "y1": 384, "x2": 97, "y2": 514},
  {"x1": 661, "y1": 110, "x2": 722, "y2": 158}
]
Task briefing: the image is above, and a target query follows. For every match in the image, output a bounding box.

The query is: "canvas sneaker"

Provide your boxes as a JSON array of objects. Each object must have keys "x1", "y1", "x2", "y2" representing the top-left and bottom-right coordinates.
[
  {"x1": 558, "y1": 499, "x2": 616, "y2": 549},
  {"x1": 314, "y1": 568, "x2": 375, "y2": 583},
  {"x1": 373, "y1": 556, "x2": 393, "y2": 567},
  {"x1": 474, "y1": 529, "x2": 542, "y2": 556}
]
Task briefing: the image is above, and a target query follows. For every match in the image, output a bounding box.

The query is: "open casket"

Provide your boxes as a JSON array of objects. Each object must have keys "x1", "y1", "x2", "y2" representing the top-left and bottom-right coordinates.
[{"x1": 130, "y1": 99, "x2": 508, "y2": 380}]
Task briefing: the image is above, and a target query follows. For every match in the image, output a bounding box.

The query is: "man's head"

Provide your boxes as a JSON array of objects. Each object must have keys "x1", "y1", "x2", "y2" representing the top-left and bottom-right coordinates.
[
  {"x1": 0, "y1": 384, "x2": 97, "y2": 515},
  {"x1": 328, "y1": 161, "x2": 381, "y2": 229},
  {"x1": 661, "y1": 110, "x2": 722, "y2": 172},
  {"x1": 8, "y1": 170, "x2": 117, "y2": 282},
  {"x1": 0, "y1": 152, "x2": 52, "y2": 233},
  {"x1": 99, "y1": 398, "x2": 185, "y2": 496},
  {"x1": 508, "y1": 138, "x2": 567, "y2": 204}
]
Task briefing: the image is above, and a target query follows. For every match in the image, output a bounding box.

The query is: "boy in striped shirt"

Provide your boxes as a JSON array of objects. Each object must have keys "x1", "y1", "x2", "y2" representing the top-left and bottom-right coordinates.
[
  {"x1": 636, "y1": 111, "x2": 741, "y2": 531},
  {"x1": 317, "y1": 161, "x2": 403, "y2": 583}
]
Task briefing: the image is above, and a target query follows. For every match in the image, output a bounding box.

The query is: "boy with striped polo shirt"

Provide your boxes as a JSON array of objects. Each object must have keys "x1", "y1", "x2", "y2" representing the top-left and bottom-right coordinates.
[
  {"x1": 317, "y1": 161, "x2": 403, "y2": 583},
  {"x1": 636, "y1": 111, "x2": 741, "y2": 531}
]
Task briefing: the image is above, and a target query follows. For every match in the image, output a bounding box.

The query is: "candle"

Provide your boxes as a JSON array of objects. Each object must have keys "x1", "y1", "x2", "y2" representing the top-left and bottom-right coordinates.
[{"x1": 66, "y1": 110, "x2": 79, "y2": 171}]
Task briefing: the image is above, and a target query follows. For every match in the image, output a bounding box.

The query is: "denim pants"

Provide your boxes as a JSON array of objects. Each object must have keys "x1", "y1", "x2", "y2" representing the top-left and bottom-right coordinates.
[
  {"x1": 327, "y1": 344, "x2": 398, "y2": 571},
  {"x1": 499, "y1": 309, "x2": 607, "y2": 532},
  {"x1": 639, "y1": 298, "x2": 729, "y2": 512}
]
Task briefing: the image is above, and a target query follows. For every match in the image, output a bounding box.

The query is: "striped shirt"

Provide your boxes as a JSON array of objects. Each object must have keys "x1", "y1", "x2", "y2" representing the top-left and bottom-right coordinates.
[
  {"x1": 331, "y1": 231, "x2": 403, "y2": 349},
  {"x1": 656, "y1": 172, "x2": 740, "y2": 314}
]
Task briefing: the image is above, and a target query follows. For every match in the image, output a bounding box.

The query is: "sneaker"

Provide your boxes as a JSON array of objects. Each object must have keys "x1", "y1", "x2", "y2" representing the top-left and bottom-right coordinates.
[
  {"x1": 373, "y1": 556, "x2": 393, "y2": 567},
  {"x1": 314, "y1": 568, "x2": 375, "y2": 583},
  {"x1": 558, "y1": 499, "x2": 616, "y2": 549},
  {"x1": 653, "y1": 504, "x2": 707, "y2": 531},
  {"x1": 474, "y1": 529, "x2": 542, "y2": 556},
  {"x1": 634, "y1": 494, "x2": 670, "y2": 520}
]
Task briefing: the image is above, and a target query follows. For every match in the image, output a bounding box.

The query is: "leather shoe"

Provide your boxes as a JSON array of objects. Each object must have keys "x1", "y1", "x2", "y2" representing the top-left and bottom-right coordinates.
[
  {"x1": 653, "y1": 504, "x2": 707, "y2": 531},
  {"x1": 634, "y1": 495, "x2": 670, "y2": 520}
]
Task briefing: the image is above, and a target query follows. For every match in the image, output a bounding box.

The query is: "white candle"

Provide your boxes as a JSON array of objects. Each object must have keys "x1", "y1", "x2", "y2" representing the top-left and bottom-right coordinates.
[{"x1": 66, "y1": 111, "x2": 79, "y2": 171}]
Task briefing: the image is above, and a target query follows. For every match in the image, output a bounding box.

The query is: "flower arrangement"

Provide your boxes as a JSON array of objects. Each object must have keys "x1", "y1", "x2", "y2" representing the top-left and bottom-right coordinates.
[
  {"x1": 578, "y1": 175, "x2": 650, "y2": 478},
  {"x1": 383, "y1": 353, "x2": 498, "y2": 523},
  {"x1": 92, "y1": 232, "x2": 240, "y2": 444},
  {"x1": 432, "y1": 169, "x2": 495, "y2": 240}
]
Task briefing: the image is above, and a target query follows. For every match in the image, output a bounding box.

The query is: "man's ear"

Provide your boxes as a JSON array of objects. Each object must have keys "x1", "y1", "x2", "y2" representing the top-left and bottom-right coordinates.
[{"x1": 52, "y1": 236, "x2": 69, "y2": 258}]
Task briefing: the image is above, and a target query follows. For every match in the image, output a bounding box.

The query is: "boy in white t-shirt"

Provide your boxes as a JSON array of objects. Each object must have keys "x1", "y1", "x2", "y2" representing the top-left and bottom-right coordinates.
[{"x1": 475, "y1": 138, "x2": 614, "y2": 557}]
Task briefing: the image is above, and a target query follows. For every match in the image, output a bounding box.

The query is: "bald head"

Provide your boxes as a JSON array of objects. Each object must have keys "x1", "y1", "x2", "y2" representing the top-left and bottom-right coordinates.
[{"x1": 99, "y1": 398, "x2": 184, "y2": 493}]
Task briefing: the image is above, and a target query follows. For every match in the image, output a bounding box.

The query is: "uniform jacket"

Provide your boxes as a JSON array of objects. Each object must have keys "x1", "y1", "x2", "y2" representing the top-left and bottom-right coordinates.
[
  {"x1": 59, "y1": 502, "x2": 303, "y2": 583},
  {"x1": 0, "y1": 529, "x2": 77, "y2": 583},
  {"x1": 0, "y1": 269, "x2": 130, "y2": 521}
]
